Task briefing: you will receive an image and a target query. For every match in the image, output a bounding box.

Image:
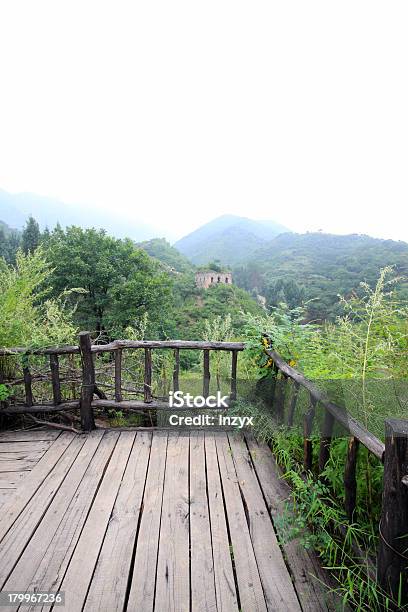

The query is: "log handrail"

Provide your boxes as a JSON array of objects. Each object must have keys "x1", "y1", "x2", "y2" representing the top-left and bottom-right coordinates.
[
  {"x1": 265, "y1": 347, "x2": 385, "y2": 461},
  {"x1": 264, "y1": 344, "x2": 408, "y2": 605},
  {"x1": 0, "y1": 339, "x2": 245, "y2": 356}
]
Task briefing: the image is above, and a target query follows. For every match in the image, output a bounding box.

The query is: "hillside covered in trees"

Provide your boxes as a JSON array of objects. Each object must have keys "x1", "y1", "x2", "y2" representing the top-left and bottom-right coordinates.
[
  {"x1": 233, "y1": 232, "x2": 408, "y2": 321},
  {"x1": 0, "y1": 217, "x2": 264, "y2": 349}
]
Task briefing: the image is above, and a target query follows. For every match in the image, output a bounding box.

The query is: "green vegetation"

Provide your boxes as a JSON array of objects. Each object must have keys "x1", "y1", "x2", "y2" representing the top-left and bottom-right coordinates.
[
  {"x1": 43, "y1": 226, "x2": 171, "y2": 339},
  {"x1": 0, "y1": 218, "x2": 262, "y2": 349},
  {"x1": 137, "y1": 237, "x2": 194, "y2": 273},
  {"x1": 0, "y1": 248, "x2": 77, "y2": 349},
  {"x1": 235, "y1": 268, "x2": 408, "y2": 610},
  {"x1": 235, "y1": 232, "x2": 408, "y2": 321}
]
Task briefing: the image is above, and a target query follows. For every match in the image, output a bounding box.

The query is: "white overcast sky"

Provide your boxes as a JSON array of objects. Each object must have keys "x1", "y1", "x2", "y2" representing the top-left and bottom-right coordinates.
[{"x1": 0, "y1": 1, "x2": 407, "y2": 241}]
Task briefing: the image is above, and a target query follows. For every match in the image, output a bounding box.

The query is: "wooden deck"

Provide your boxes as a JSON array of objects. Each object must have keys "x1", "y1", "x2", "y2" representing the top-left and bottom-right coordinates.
[{"x1": 0, "y1": 429, "x2": 339, "y2": 611}]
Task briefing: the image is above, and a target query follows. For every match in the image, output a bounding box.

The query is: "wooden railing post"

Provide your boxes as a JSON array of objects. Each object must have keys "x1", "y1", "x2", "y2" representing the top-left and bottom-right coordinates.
[
  {"x1": 173, "y1": 348, "x2": 180, "y2": 393},
  {"x1": 79, "y1": 332, "x2": 96, "y2": 431},
  {"x1": 230, "y1": 349, "x2": 238, "y2": 401},
  {"x1": 144, "y1": 348, "x2": 152, "y2": 403},
  {"x1": 287, "y1": 381, "x2": 299, "y2": 427},
  {"x1": 49, "y1": 354, "x2": 62, "y2": 406},
  {"x1": 203, "y1": 350, "x2": 210, "y2": 398},
  {"x1": 114, "y1": 349, "x2": 123, "y2": 403},
  {"x1": 344, "y1": 436, "x2": 359, "y2": 521},
  {"x1": 274, "y1": 372, "x2": 287, "y2": 423},
  {"x1": 377, "y1": 419, "x2": 408, "y2": 606},
  {"x1": 318, "y1": 409, "x2": 335, "y2": 477},
  {"x1": 23, "y1": 360, "x2": 34, "y2": 407},
  {"x1": 303, "y1": 395, "x2": 316, "y2": 472}
]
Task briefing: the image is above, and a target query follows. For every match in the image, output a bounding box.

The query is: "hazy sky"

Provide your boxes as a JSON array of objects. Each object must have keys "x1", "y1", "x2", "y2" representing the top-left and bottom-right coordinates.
[{"x1": 0, "y1": 1, "x2": 407, "y2": 241}]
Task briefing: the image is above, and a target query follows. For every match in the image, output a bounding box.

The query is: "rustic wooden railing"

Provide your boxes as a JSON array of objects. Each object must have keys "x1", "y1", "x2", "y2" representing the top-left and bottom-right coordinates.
[
  {"x1": 0, "y1": 332, "x2": 245, "y2": 431},
  {"x1": 264, "y1": 344, "x2": 408, "y2": 607}
]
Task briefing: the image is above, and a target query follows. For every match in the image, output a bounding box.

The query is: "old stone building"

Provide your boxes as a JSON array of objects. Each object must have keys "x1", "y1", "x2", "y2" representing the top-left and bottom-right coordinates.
[{"x1": 195, "y1": 270, "x2": 233, "y2": 289}]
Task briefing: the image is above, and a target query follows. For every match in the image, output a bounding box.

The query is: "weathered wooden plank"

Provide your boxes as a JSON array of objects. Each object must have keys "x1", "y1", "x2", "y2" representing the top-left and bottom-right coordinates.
[
  {"x1": 0, "y1": 434, "x2": 85, "y2": 588},
  {"x1": 246, "y1": 435, "x2": 341, "y2": 611},
  {"x1": 205, "y1": 434, "x2": 239, "y2": 612},
  {"x1": 155, "y1": 432, "x2": 190, "y2": 612},
  {"x1": 228, "y1": 433, "x2": 301, "y2": 611},
  {"x1": 59, "y1": 432, "x2": 135, "y2": 612},
  {"x1": 0, "y1": 441, "x2": 52, "y2": 454},
  {"x1": 0, "y1": 432, "x2": 75, "y2": 543},
  {"x1": 127, "y1": 431, "x2": 168, "y2": 612},
  {"x1": 3, "y1": 431, "x2": 104, "y2": 594},
  {"x1": 190, "y1": 431, "x2": 217, "y2": 612},
  {"x1": 0, "y1": 450, "x2": 45, "y2": 462},
  {"x1": 0, "y1": 458, "x2": 42, "y2": 472},
  {"x1": 18, "y1": 432, "x2": 119, "y2": 612},
  {"x1": 84, "y1": 432, "x2": 152, "y2": 611},
  {"x1": 0, "y1": 430, "x2": 60, "y2": 442},
  {"x1": 215, "y1": 432, "x2": 267, "y2": 612},
  {"x1": 0, "y1": 471, "x2": 26, "y2": 489}
]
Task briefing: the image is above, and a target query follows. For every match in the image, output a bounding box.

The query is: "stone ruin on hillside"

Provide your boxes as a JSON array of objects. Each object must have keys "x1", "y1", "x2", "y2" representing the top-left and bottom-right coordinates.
[{"x1": 195, "y1": 270, "x2": 233, "y2": 289}]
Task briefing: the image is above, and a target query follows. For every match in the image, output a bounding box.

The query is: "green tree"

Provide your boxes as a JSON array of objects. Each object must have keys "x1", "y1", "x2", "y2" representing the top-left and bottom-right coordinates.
[
  {"x1": 22, "y1": 216, "x2": 41, "y2": 254},
  {"x1": 44, "y1": 226, "x2": 171, "y2": 338},
  {"x1": 0, "y1": 248, "x2": 76, "y2": 348}
]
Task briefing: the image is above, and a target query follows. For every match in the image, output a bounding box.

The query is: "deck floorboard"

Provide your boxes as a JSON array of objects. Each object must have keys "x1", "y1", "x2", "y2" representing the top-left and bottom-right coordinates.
[{"x1": 0, "y1": 428, "x2": 340, "y2": 611}]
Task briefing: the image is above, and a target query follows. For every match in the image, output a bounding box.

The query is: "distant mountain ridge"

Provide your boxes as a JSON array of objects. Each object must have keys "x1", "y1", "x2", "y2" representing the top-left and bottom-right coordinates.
[
  {"x1": 0, "y1": 188, "x2": 156, "y2": 241},
  {"x1": 174, "y1": 214, "x2": 290, "y2": 265}
]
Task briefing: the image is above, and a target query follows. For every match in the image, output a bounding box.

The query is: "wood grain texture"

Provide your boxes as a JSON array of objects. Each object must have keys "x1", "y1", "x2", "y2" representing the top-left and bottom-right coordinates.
[
  {"x1": 205, "y1": 434, "x2": 239, "y2": 612},
  {"x1": 228, "y1": 433, "x2": 301, "y2": 611},
  {"x1": 59, "y1": 432, "x2": 135, "y2": 612},
  {"x1": 190, "y1": 431, "x2": 217, "y2": 612},
  {"x1": 84, "y1": 432, "x2": 151, "y2": 611},
  {"x1": 246, "y1": 435, "x2": 341, "y2": 611},
  {"x1": 127, "y1": 431, "x2": 168, "y2": 612},
  {"x1": 155, "y1": 432, "x2": 190, "y2": 612},
  {"x1": 215, "y1": 432, "x2": 267, "y2": 612}
]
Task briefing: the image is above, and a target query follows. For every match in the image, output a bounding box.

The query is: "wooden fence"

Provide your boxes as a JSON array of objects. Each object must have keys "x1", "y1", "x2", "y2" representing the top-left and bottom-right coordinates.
[
  {"x1": 264, "y1": 344, "x2": 408, "y2": 607},
  {"x1": 1, "y1": 332, "x2": 408, "y2": 604},
  {"x1": 0, "y1": 332, "x2": 245, "y2": 430}
]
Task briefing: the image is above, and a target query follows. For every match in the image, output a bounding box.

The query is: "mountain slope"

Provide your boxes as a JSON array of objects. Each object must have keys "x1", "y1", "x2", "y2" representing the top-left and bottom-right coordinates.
[
  {"x1": 234, "y1": 232, "x2": 408, "y2": 320},
  {"x1": 137, "y1": 238, "x2": 194, "y2": 273},
  {"x1": 174, "y1": 214, "x2": 289, "y2": 265}
]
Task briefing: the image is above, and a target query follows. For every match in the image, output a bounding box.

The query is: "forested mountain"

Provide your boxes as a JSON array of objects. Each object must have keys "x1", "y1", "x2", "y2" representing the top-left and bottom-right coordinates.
[
  {"x1": 138, "y1": 238, "x2": 194, "y2": 273},
  {"x1": 174, "y1": 214, "x2": 289, "y2": 265},
  {"x1": 233, "y1": 232, "x2": 408, "y2": 320}
]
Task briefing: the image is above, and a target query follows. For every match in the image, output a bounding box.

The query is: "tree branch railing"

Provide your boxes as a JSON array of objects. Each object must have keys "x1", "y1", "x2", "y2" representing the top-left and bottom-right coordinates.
[
  {"x1": 264, "y1": 344, "x2": 408, "y2": 607},
  {"x1": 0, "y1": 332, "x2": 245, "y2": 430}
]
